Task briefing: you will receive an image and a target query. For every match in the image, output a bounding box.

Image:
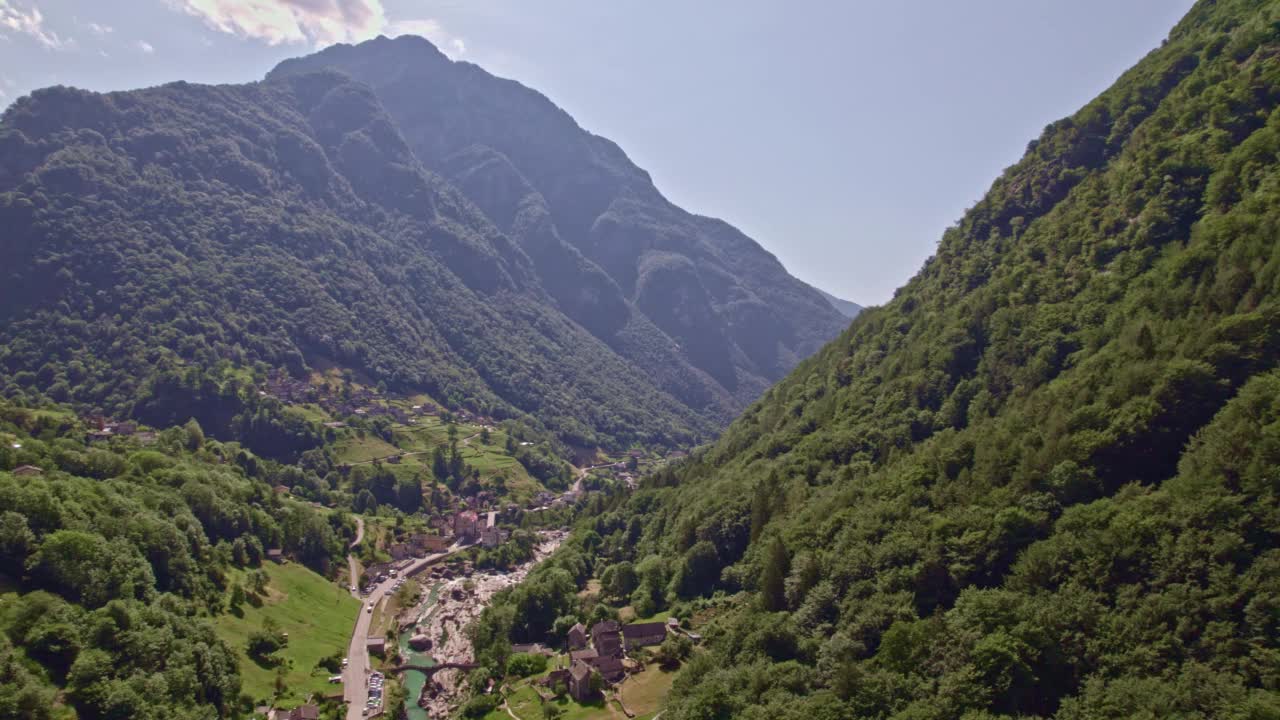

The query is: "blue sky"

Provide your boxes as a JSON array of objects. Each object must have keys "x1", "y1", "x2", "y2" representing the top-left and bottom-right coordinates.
[{"x1": 1, "y1": 0, "x2": 1197, "y2": 305}]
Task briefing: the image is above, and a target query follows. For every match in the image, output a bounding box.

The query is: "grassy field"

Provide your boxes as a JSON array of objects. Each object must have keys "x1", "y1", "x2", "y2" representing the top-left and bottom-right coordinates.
[
  {"x1": 496, "y1": 688, "x2": 618, "y2": 720},
  {"x1": 489, "y1": 661, "x2": 676, "y2": 720},
  {"x1": 620, "y1": 664, "x2": 677, "y2": 717},
  {"x1": 332, "y1": 433, "x2": 402, "y2": 464},
  {"x1": 332, "y1": 413, "x2": 546, "y2": 506},
  {"x1": 618, "y1": 607, "x2": 672, "y2": 624},
  {"x1": 214, "y1": 562, "x2": 358, "y2": 708},
  {"x1": 287, "y1": 403, "x2": 333, "y2": 424}
]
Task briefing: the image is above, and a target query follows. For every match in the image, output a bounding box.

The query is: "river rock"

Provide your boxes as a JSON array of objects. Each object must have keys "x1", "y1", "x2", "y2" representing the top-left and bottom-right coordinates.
[{"x1": 409, "y1": 633, "x2": 432, "y2": 651}]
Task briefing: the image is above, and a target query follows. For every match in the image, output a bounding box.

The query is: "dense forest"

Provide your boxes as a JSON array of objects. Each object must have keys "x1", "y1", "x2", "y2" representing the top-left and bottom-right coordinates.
[
  {"x1": 472, "y1": 1, "x2": 1280, "y2": 717},
  {"x1": 0, "y1": 35, "x2": 848, "y2": 451},
  {"x1": 0, "y1": 399, "x2": 353, "y2": 719}
]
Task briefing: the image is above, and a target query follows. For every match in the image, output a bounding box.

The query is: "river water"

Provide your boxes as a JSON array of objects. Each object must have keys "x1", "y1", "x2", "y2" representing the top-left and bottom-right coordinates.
[{"x1": 398, "y1": 582, "x2": 443, "y2": 720}]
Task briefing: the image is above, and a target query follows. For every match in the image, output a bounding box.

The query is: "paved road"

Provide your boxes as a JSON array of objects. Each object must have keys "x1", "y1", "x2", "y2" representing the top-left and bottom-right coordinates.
[
  {"x1": 343, "y1": 543, "x2": 461, "y2": 720},
  {"x1": 572, "y1": 462, "x2": 618, "y2": 493}
]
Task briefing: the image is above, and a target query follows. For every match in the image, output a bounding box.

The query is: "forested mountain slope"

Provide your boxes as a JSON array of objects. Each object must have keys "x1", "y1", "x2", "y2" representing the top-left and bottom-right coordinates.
[
  {"x1": 0, "y1": 402, "x2": 352, "y2": 719},
  {"x1": 270, "y1": 36, "x2": 849, "y2": 412},
  {"x1": 497, "y1": 2, "x2": 1280, "y2": 717},
  {"x1": 0, "y1": 43, "x2": 846, "y2": 452}
]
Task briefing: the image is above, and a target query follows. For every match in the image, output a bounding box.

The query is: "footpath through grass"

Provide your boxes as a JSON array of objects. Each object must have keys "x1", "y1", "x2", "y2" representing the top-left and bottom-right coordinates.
[{"x1": 214, "y1": 562, "x2": 359, "y2": 708}]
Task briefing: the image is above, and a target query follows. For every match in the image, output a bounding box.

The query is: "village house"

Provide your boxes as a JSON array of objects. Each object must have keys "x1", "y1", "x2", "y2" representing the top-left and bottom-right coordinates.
[
  {"x1": 388, "y1": 543, "x2": 415, "y2": 561},
  {"x1": 266, "y1": 549, "x2": 285, "y2": 563},
  {"x1": 591, "y1": 620, "x2": 623, "y2": 658},
  {"x1": 543, "y1": 668, "x2": 570, "y2": 691},
  {"x1": 273, "y1": 485, "x2": 290, "y2": 495},
  {"x1": 568, "y1": 622, "x2": 588, "y2": 650},
  {"x1": 586, "y1": 654, "x2": 625, "y2": 684},
  {"x1": 12, "y1": 465, "x2": 42, "y2": 477},
  {"x1": 568, "y1": 660, "x2": 594, "y2": 701},
  {"x1": 480, "y1": 511, "x2": 509, "y2": 547},
  {"x1": 569, "y1": 648, "x2": 598, "y2": 664},
  {"x1": 622, "y1": 622, "x2": 668, "y2": 651},
  {"x1": 411, "y1": 533, "x2": 451, "y2": 554},
  {"x1": 366, "y1": 637, "x2": 387, "y2": 657},
  {"x1": 454, "y1": 511, "x2": 479, "y2": 543}
]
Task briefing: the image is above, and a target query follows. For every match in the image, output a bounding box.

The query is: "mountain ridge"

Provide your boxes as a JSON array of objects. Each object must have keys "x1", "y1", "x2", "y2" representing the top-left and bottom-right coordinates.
[
  {"x1": 815, "y1": 287, "x2": 863, "y2": 318},
  {"x1": 269, "y1": 35, "x2": 849, "y2": 404},
  {"x1": 0, "y1": 39, "x2": 849, "y2": 449}
]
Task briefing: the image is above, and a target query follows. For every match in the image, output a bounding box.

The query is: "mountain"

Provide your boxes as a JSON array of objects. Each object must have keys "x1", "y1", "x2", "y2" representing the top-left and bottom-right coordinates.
[
  {"x1": 471, "y1": 1, "x2": 1280, "y2": 717},
  {"x1": 268, "y1": 37, "x2": 849, "y2": 416},
  {"x1": 815, "y1": 288, "x2": 863, "y2": 318},
  {"x1": 0, "y1": 40, "x2": 847, "y2": 450}
]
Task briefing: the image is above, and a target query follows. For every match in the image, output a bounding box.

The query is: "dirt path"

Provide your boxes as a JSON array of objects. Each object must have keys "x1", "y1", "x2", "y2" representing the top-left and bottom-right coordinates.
[{"x1": 347, "y1": 516, "x2": 365, "y2": 591}]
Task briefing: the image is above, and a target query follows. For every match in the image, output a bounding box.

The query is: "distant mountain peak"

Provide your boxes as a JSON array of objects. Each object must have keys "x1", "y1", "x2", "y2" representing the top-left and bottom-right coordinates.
[{"x1": 815, "y1": 287, "x2": 863, "y2": 319}]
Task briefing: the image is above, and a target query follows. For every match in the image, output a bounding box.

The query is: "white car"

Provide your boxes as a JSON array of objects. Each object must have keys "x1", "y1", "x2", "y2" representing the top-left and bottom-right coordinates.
[{"x1": 366, "y1": 603, "x2": 374, "y2": 613}]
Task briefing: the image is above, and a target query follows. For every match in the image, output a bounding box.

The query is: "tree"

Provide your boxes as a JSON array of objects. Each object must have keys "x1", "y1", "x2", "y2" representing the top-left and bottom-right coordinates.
[
  {"x1": 0, "y1": 511, "x2": 34, "y2": 573},
  {"x1": 507, "y1": 653, "x2": 548, "y2": 677},
  {"x1": 354, "y1": 488, "x2": 377, "y2": 513},
  {"x1": 678, "y1": 541, "x2": 720, "y2": 598},
  {"x1": 602, "y1": 561, "x2": 637, "y2": 600},
  {"x1": 655, "y1": 634, "x2": 692, "y2": 669},
  {"x1": 247, "y1": 628, "x2": 286, "y2": 664},
  {"x1": 183, "y1": 418, "x2": 205, "y2": 451},
  {"x1": 230, "y1": 583, "x2": 246, "y2": 610},
  {"x1": 760, "y1": 537, "x2": 790, "y2": 612}
]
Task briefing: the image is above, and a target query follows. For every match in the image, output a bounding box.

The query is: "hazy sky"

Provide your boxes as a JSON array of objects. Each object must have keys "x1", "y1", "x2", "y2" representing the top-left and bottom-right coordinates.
[{"x1": 1, "y1": 0, "x2": 1197, "y2": 305}]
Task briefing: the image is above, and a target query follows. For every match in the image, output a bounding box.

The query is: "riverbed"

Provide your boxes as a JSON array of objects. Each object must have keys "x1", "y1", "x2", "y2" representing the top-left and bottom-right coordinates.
[{"x1": 399, "y1": 531, "x2": 567, "y2": 718}]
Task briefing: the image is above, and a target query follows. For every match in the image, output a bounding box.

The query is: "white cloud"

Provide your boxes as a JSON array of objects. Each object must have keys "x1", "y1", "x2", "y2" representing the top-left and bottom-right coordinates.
[
  {"x1": 87, "y1": 21, "x2": 113, "y2": 36},
  {"x1": 0, "y1": 0, "x2": 68, "y2": 50},
  {"x1": 137, "y1": 39, "x2": 154, "y2": 53},
  {"x1": 170, "y1": 0, "x2": 465, "y2": 54}
]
